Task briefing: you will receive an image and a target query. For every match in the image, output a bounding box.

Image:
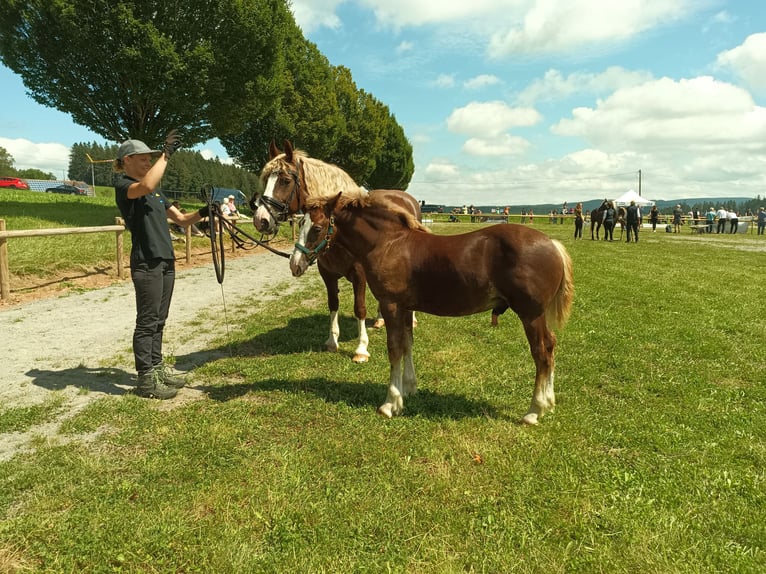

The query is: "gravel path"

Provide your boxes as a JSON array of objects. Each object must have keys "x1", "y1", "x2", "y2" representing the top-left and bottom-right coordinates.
[{"x1": 0, "y1": 250, "x2": 307, "y2": 461}]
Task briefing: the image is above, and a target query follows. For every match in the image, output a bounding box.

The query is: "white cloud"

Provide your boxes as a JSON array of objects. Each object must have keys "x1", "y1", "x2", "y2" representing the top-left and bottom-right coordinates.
[
  {"x1": 396, "y1": 40, "x2": 414, "y2": 53},
  {"x1": 463, "y1": 134, "x2": 530, "y2": 156},
  {"x1": 517, "y1": 66, "x2": 653, "y2": 105},
  {"x1": 290, "y1": 0, "x2": 344, "y2": 32},
  {"x1": 716, "y1": 32, "x2": 766, "y2": 95},
  {"x1": 487, "y1": 0, "x2": 693, "y2": 57},
  {"x1": 0, "y1": 137, "x2": 70, "y2": 176},
  {"x1": 198, "y1": 147, "x2": 235, "y2": 165},
  {"x1": 423, "y1": 160, "x2": 459, "y2": 179},
  {"x1": 447, "y1": 101, "x2": 541, "y2": 137},
  {"x1": 552, "y1": 76, "x2": 766, "y2": 153},
  {"x1": 464, "y1": 74, "x2": 501, "y2": 90},
  {"x1": 433, "y1": 73, "x2": 456, "y2": 88}
]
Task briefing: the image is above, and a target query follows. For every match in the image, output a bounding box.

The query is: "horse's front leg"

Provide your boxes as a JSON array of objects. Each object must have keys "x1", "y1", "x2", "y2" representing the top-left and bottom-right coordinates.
[
  {"x1": 520, "y1": 316, "x2": 557, "y2": 425},
  {"x1": 376, "y1": 302, "x2": 412, "y2": 418},
  {"x1": 319, "y1": 266, "x2": 341, "y2": 353},
  {"x1": 348, "y1": 263, "x2": 370, "y2": 363},
  {"x1": 401, "y1": 310, "x2": 417, "y2": 397}
]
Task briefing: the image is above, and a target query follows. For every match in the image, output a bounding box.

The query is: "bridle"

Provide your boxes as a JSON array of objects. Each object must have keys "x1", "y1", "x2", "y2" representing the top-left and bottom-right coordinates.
[
  {"x1": 250, "y1": 161, "x2": 304, "y2": 225},
  {"x1": 294, "y1": 215, "x2": 335, "y2": 267}
]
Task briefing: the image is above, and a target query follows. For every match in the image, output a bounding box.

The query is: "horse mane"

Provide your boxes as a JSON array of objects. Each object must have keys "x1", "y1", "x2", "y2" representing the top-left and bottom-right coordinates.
[
  {"x1": 306, "y1": 190, "x2": 430, "y2": 232},
  {"x1": 261, "y1": 149, "x2": 362, "y2": 198}
]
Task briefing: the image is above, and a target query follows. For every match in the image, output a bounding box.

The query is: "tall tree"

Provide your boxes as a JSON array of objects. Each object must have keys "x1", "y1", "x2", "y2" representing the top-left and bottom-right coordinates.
[
  {"x1": 0, "y1": 0, "x2": 289, "y2": 146},
  {"x1": 366, "y1": 117, "x2": 414, "y2": 190}
]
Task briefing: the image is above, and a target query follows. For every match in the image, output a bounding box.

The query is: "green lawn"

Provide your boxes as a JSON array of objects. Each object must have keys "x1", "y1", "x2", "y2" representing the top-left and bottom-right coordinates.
[{"x1": 1, "y1": 203, "x2": 764, "y2": 573}]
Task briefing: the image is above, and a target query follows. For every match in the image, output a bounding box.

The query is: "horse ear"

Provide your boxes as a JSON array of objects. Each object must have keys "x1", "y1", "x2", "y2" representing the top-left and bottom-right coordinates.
[
  {"x1": 268, "y1": 140, "x2": 280, "y2": 159},
  {"x1": 283, "y1": 140, "x2": 294, "y2": 162},
  {"x1": 328, "y1": 191, "x2": 343, "y2": 214}
]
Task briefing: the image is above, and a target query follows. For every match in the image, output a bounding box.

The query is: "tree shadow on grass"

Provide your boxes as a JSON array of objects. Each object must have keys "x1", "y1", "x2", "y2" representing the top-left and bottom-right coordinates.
[
  {"x1": 200, "y1": 376, "x2": 510, "y2": 422},
  {"x1": 26, "y1": 366, "x2": 134, "y2": 396}
]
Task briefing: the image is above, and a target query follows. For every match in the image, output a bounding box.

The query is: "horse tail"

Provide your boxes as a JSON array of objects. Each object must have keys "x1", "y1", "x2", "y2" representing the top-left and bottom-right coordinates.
[{"x1": 546, "y1": 239, "x2": 574, "y2": 329}]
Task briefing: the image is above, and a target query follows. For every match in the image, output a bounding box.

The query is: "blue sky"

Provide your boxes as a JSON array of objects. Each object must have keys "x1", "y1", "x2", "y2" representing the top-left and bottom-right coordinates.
[{"x1": 2, "y1": 0, "x2": 765, "y2": 206}]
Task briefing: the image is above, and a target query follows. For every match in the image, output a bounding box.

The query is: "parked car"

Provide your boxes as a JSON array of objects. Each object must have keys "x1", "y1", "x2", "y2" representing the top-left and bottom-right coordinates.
[
  {"x1": 46, "y1": 184, "x2": 87, "y2": 195},
  {"x1": 0, "y1": 177, "x2": 30, "y2": 190}
]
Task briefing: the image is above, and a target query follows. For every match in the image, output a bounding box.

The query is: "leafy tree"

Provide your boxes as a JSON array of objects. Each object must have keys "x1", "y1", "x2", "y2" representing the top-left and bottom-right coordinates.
[
  {"x1": 365, "y1": 116, "x2": 414, "y2": 190},
  {"x1": 0, "y1": 147, "x2": 15, "y2": 175},
  {"x1": 17, "y1": 168, "x2": 55, "y2": 180},
  {"x1": 0, "y1": 0, "x2": 289, "y2": 145}
]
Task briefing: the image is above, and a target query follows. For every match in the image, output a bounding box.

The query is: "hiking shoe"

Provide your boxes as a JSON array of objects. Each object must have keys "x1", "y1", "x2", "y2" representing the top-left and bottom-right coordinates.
[
  {"x1": 134, "y1": 369, "x2": 177, "y2": 400},
  {"x1": 155, "y1": 362, "x2": 187, "y2": 388}
]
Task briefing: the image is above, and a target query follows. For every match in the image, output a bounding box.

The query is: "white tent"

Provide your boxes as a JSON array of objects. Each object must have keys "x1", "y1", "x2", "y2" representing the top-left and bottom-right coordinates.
[{"x1": 613, "y1": 189, "x2": 654, "y2": 207}]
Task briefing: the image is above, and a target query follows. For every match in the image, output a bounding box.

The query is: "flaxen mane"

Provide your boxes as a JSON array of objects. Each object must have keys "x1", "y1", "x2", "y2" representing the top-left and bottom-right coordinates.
[{"x1": 260, "y1": 149, "x2": 362, "y2": 198}]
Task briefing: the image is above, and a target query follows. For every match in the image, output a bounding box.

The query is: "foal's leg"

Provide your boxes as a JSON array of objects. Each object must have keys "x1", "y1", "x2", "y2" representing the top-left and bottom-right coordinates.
[
  {"x1": 377, "y1": 303, "x2": 408, "y2": 418},
  {"x1": 320, "y1": 271, "x2": 341, "y2": 353},
  {"x1": 348, "y1": 264, "x2": 370, "y2": 363},
  {"x1": 372, "y1": 306, "x2": 417, "y2": 329},
  {"x1": 402, "y1": 310, "x2": 417, "y2": 397},
  {"x1": 520, "y1": 316, "x2": 557, "y2": 425}
]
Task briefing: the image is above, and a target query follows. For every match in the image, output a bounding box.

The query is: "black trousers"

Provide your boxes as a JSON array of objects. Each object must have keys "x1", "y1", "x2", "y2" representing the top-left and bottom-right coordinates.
[
  {"x1": 626, "y1": 222, "x2": 639, "y2": 242},
  {"x1": 717, "y1": 219, "x2": 726, "y2": 233},
  {"x1": 574, "y1": 219, "x2": 583, "y2": 238},
  {"x1": 603, "y1": 221, "x2": 614, "y2": 240},
  {"x1": 131, "y1": 258, "x2": 176, "y2": 375}
]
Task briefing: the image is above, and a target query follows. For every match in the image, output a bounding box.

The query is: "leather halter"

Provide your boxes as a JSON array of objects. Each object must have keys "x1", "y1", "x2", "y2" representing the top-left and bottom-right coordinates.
[
  {"x1": 294, "y1": 216, "x2": 334, "y2": 266},
  {"x1": 250, "y1": 161, "x2": 304, "y2": 224}
]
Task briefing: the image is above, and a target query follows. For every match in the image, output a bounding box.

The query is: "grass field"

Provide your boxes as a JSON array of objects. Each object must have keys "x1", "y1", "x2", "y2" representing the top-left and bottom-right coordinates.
[{"x1": 1, "y1": 193, "x2": 765, "y2": 573}]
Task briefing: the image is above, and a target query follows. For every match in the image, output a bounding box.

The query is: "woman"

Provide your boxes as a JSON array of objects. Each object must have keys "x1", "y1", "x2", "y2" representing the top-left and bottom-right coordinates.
[
  {"x1": 649, "y1": 205, "x2": 659, "y2": 232},
  {"x1": 114, "y1": 131, "x2": 209, "y2": 399},
  {"x1": 573, "y1": 202, "x2": 584, "y2": 239}
]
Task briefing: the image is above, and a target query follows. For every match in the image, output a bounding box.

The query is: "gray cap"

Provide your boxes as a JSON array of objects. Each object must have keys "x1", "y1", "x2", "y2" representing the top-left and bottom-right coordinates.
[{"x1": 117, "y1": 139, "x2": 161, "y2": 160}]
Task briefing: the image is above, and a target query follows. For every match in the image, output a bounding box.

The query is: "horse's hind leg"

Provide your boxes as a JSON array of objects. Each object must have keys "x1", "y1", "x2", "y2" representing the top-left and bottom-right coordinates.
[
  {"x1": 377, "y1": 304, "x2": 413, "y2": 418},
  {"x1": 520, "y1": 316, "x2": 557, "y2": 425}
]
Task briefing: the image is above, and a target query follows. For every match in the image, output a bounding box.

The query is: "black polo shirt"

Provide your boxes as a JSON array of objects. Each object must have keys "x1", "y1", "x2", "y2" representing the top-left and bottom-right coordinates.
[{"x1": 115, "y1": 174, "x2": 175, "y2": 262}]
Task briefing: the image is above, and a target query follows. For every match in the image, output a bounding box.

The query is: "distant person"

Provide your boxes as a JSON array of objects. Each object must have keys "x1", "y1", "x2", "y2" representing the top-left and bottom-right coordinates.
[
  {"x1": 705, "y1": 207, "x2": 716, "y2": 233},
  {"x1": 758, "y1": 207, "x2": 766, "y2": 235},
  {"x1": 649, "y1": 205, "x2": 659, "y2": 232},
  {"x1": 602, "y1": 201, "x2": 616, "y2": 241},
  {"x1": 672, "y1": 204, "x2": 683, "y2": 233},
  {"x1": 729, "y1": 209, "x2": 739, "y2": 233},
  {"x1": 573, "y1": 202, "x2": 584, "y2": 239},
  {"x1": 222, "y1": 195, "x2": 243, "y2": 219},
  {"x1": 625, "y1": 200, "x2": 640, "y2": 243},
  {"x1": 114, "y1": 132, "x2": 209, "y2": 400},
  {"x1": 716, "y1": 206, "x2": 728, "y2": 234}
]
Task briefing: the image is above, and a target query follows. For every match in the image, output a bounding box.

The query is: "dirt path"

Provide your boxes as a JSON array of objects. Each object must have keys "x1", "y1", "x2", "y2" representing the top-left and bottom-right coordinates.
[{"x1": 0, "y1": 248, "x2": 310, "y2": 462}]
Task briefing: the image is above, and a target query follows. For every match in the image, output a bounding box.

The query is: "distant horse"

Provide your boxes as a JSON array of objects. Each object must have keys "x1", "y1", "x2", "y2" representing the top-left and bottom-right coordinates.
[
  {"x1": 292, "y1": 190, "x2": 574, "y2": 425},
  {"x1": 590, "y1": 200, "x2": 609, "y2": 240},
  {"x1": 252, "y1": 140, "x2": 420, "y2": 362}
]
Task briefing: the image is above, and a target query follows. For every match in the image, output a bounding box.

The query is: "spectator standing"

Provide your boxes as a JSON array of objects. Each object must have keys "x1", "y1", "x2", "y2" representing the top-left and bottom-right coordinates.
[
  {"x1": 705, "y1": 207, "x2": 716, "y2": 233},
  {"x1": 649, "y1": 205, "x2": 659, "y2": 232},
  {"x1": 756, "y1": 207, "x2": 766, "y2": 235},
  {"x1": 672, "y1": 204, "x2": 683, "y2": 234},
  {"x1": 716, "y1": 206, "x2": 728, "y2": 233},
  {"x1": 729, "y1": 209, "x2": 739, "y2": 233},
  {"x1": 114, "y1": 132, "x2": 209, "y2": 399},
  {"x1": 625, "y1": 200, "x2": 640, "y2": 243},
  {"x1": 573, "y1": 202, "x2": 584, "y2": 239}
]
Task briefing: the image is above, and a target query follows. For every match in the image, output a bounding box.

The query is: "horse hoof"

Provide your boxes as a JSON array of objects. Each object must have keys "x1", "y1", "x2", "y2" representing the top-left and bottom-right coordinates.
[
  {"x1": 521, "y1": 413, "x2": 539, "y2": 425},
  {"x1": 352, "y1": 354, "x2": 369, "y2": 363},
  {"x1": 372, "y1": 319, "x2": 385, "y2": 329},
  {"x1": 377, "y1": 404, "x2": 394, "y2": 418}
]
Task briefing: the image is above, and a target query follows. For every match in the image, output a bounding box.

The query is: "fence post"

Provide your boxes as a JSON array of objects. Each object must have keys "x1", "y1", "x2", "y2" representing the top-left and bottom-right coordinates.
[
  {"x1": 115, "y1": 217, "x2": 125, "y2": 279},
  {"x1": 0, "y1": 219, "x2": 9, "y2": 300},
  {"x1": 185, "y1": 223, "x2": 192, "y2": 263}
]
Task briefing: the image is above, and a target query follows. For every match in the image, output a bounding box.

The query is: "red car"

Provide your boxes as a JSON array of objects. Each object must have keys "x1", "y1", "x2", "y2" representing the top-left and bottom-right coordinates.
[{"x1": 0, "y1": 177, "x2": 30, "y2": 190}]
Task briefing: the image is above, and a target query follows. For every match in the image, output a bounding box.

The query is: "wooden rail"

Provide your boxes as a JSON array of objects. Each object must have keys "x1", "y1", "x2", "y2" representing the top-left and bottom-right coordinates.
[{"x1": 0, "y1": 218, "x2": 127, "y2": 301}]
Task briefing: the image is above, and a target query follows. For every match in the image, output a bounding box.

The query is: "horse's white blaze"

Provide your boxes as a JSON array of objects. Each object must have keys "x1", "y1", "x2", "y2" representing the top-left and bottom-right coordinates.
[
  {"x1": 254, "y1": 173, "x2": 279, "y2": 233},
  {"x1": 289, "y1": 215, "x2": 312, "y2": 277}
]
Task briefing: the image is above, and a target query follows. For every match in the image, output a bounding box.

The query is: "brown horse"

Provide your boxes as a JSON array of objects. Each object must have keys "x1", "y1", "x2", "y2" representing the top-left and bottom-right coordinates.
[
  {"x1": 590, "y1": 199, "x2": 608, "y2": 240},
  {"x1": 252, "y1": 140, "x2": 420, "y2": 362},
  {"x1": 292, "y1": 190, "x2": 574, "y2": 425}
]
